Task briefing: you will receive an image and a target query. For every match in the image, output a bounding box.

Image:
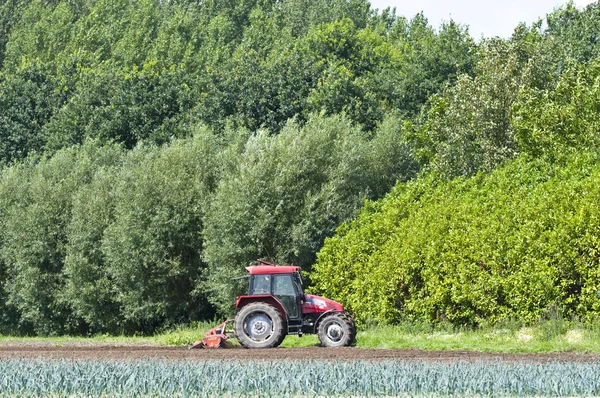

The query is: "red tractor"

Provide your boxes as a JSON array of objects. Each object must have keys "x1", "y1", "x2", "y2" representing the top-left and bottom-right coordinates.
[{"x1": 193, "y1": 260, "x2": 356, "y2": 348}]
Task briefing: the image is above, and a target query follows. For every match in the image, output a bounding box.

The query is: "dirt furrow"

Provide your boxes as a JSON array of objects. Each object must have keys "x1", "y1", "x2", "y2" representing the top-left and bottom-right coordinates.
[{"x1": 0, "y1": 344, "x2": 598, "y2": 363}]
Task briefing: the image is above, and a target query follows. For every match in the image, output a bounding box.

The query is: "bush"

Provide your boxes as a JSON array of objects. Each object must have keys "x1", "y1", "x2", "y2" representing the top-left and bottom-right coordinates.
[
  {"x1": 311, "y1": 152, "x2": 600, "y2": 326},
  {"x1": 99, "y1": 129, "x2": 218, "y2": 332},
  {"x1": 513, "y1": 58, "x2": 600, "y2": 157}
]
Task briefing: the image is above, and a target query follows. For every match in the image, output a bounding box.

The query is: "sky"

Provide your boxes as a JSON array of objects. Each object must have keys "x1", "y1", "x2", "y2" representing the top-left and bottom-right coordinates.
[{"x1": 367, "y1": 0, "x2": 596, "y2": 39}]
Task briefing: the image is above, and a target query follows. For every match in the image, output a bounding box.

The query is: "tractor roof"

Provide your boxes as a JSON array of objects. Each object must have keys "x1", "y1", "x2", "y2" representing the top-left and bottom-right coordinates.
[{"x1": 245, "y1": 265, "x2": 301, "y2": 275}]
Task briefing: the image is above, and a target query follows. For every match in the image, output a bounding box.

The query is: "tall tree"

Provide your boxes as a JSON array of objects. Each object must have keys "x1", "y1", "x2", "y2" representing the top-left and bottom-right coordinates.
[
  {"x1": 0, "y1": 141, "x2": 123, "y2": 335},
  {"x1": 98, "y1": 128, "x2": 219, "y2": 333}
]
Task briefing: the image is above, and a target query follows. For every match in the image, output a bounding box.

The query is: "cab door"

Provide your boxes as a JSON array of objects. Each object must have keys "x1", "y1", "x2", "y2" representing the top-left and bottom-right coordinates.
[{"x1": 272, "y1": 274, "x2": 300, "y2": 318}]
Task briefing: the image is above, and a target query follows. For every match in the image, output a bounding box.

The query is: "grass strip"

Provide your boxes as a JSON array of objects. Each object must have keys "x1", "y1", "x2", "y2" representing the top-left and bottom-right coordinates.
[{"x1": 3, "y1": 318, "x2": 600, "y2": 353}]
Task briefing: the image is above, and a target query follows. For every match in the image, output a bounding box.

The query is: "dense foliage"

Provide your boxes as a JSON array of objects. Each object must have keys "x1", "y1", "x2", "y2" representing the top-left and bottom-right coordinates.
[
  {"x1": 201, "y1": 114, "x2": 417, "y2": 313},
  {"x1": 0, "y1": 0, "x2": 476, "y2": 164},
  {"x1": 0, "y1": 0, "x2": 599, "y2": 334},
  {"x1": 0, "y1": 112, "x2": 415, "y2": 334},
  {"x1": 311, "y1": 152, "x2": 600, "y2": 325},
  {"x1": 2, "y1": 359, "x2": 600, "y2": 396},
  {"x1": 311, "y1": 11, "x2": 600, "y2": 325}
]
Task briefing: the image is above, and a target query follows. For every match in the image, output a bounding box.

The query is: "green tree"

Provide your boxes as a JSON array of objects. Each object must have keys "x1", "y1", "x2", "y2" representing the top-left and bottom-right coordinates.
[
  {"x1": 62, "y1": 158, "x2": 124, "y2": 334},
  {"x1": 0, "y1": 141, "x2": 123, "y2": 335},
  {"x1": 111, "y1": 0, "x2": 160, "y2": 67},
  {"x1": 513, "y1": 58, "x2": 600, "y2": 157},
  {"x1": 2, "y1": 0, "x2": 77, "y2": 71},
  {"x1": 63, "y1": 0, "x2": 131, "y2": 66},
  {"x1": 391, "y1": 15, "x2": 477, "y2": 117},
  {"x1": 543, "y1": 1, "x2": 600, "y2": 69},
  {"x1": 43, "y1": 62, "x2": 197, "y2": 152},
  {"x1": 148, "y1": 2, "x2": 201, "y2": 69},
  {"x1": 0, "y1": 61, "x2": 68, "y2": 164},
  {"x1": 0, "y1": 0, "x2": 31, "y2": 68},
  {"x1": 98, "y1": 128, "x2": 219, "y2": 333},
  {"x1": 0, "y1": 160, "x2": 32, "y2": 334},
  {"x1": 305, "y1": 18, "x2": 399, "y2": 130},
  {"x1": 412, "y1": 34, "x2": 547, "y2": 178}
]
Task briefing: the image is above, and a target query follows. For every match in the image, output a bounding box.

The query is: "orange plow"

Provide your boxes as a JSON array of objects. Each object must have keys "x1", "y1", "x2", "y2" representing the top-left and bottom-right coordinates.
[{"x1": 189, "y1": 320, "x2": 234, "y2": 349}]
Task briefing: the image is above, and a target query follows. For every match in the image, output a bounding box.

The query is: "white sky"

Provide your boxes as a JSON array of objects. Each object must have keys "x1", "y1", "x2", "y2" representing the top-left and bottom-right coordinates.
[{"x1": 368, "y1": 0, "x2": 596, "y2": 39}]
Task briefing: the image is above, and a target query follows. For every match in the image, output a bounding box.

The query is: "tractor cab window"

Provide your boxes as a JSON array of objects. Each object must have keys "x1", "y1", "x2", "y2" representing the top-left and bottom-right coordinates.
[
  {"x1": 273, "y1": 274, "x2": 295, "y2": 296},
  {"x1": 250, "y1": 274, "x2": 272, "y2": 295},
  {"x1": 292, "y1": 271, "x2": 304, "y2": 296}
]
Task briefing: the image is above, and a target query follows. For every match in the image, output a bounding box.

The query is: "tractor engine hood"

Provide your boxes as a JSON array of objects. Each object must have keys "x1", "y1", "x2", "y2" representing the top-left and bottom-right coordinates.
[{"x1": 302, "y1": 294, "x2": 344, "y2": 314}]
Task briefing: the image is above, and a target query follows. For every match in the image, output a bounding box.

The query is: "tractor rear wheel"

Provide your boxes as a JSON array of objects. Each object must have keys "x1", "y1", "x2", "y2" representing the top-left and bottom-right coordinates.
[
  {"x1": 234, "y1": 302, "x2": 286, "y2": 348},
  {"x1": 317, "y1": 312, "x2": 356, "y2": 347}
]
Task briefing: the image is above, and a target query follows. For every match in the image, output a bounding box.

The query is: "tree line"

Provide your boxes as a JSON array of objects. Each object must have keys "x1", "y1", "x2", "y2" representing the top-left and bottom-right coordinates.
[{"x1": 0, "y1": 0, "x2": 598, "y2": 334}]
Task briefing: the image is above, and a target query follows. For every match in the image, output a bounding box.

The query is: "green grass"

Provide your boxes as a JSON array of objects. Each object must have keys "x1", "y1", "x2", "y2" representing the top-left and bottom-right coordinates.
[
  {"x1": 0, "y1": 321, "x2": 218, "y2": 346},
  {"x1": 0, "y1": 333, "x2": 156, "y2": 345},
  {"x1": 278, "y1": 323, "x2": 600, "y2": 352},
  {"x1": 3, "y1": 319, "x2": 600, "y2": 353},
  {"x1": 354, "y1": 324, "x2": 600, "y2": 353},
  {"x1": 147, "y1": 317, "x2": 600, "y2": 353}
]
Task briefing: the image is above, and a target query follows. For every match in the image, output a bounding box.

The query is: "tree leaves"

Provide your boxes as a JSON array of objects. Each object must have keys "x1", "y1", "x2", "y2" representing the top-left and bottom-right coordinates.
[{"x1": 311, "y1": 153, "x2": 600, "y2": 326}]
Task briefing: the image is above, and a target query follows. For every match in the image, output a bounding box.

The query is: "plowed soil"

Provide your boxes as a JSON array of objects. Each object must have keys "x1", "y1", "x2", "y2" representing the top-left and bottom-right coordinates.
[{"x1": 0, "y1": 342, "x2": 598, "y2": 363}]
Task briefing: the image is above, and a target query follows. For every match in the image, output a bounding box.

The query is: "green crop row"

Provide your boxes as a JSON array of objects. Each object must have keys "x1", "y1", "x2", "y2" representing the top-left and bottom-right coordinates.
[{"x1": 0, "y1": 359, "x2": 600, "y2": 397}]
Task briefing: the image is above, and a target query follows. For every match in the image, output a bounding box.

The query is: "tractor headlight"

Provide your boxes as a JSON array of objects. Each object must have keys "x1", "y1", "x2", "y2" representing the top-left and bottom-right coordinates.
[{"x1": 307, "y1": 297, "x2": 326, "y2": 308}]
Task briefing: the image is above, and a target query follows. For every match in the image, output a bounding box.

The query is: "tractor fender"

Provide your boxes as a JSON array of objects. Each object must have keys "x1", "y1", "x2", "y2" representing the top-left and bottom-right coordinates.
[
  {"x1": 235, "y1": 295, "x2": 289, "y2": 319},
  {"x1": 312, "y1": 310, "x2": 336, "y2": 334}
]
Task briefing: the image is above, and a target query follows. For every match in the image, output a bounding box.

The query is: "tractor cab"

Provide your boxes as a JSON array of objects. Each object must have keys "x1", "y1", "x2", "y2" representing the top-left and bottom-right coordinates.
[{"x1": 246, "y1": 264, "x2": 304, "y2": 319}]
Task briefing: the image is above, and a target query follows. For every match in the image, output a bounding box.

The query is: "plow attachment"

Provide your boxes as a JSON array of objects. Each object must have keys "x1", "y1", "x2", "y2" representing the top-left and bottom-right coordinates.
[{"x1": 189, "y1": 320, "x2": 234, "y2": 349}]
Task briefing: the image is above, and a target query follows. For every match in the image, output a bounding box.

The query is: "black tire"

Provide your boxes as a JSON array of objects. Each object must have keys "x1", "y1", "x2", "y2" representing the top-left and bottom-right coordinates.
[
  {"x1": 317, "y1": 312, "x2": 356, "y2": 347},
  {"x1": 234, "y1": 302, "x2": 286, "y2": 349}
]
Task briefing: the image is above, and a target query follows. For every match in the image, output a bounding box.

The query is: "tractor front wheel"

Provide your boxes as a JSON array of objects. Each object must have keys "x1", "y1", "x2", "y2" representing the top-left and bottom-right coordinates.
[
  {"x1": 317, "y1": 312, "x2": 356, "y2": 347},
  {"x1": 234, "y1": 302, "x2": 286, "y2": 348}
]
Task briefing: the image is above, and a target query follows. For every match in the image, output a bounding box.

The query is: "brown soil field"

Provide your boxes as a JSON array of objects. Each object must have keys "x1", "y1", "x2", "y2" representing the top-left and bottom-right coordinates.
[{"x1": 0, "y1": 343, "x2": 599, "y2": 363}]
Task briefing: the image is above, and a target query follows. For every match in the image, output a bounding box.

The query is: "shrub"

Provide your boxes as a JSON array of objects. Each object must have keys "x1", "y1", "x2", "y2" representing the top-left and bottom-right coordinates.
[{"x1": 311, "y1": 152, "x2": 600, "y2": 326}]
